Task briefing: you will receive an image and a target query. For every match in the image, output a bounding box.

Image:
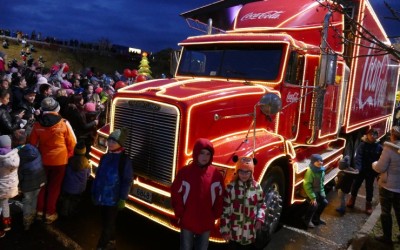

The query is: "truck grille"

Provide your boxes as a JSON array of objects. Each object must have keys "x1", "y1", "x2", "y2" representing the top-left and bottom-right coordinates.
[{"x1": 113, "y1": 99, "x2": 179, "y2": 186}]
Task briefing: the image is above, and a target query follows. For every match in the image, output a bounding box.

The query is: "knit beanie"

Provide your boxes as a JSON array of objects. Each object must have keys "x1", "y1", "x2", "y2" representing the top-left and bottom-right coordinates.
[
  {"x1": 108, "y1": 127, "x2": 129, "y2": 147},
  {"x1": 41, "y1": 97, "x2": 60, "y2": 112},
  {"x1": 84, "y1": 102, "x2": 96, "y2": 112},
  {"x1": 338, "y1": 155, "x2": 350, "y2": 170},
  {"x1": 95, "y1": 87, "x2": 103, "y2": 94},
  {"x1": 235, "y1": 156, "x2": 255, "y2": 173},
  {"x1": 310, "y1": 154, "x2": 323, "y2": 166},
  {"x1": 0, "y1": 135, "x2": 11, "y2": 148}
]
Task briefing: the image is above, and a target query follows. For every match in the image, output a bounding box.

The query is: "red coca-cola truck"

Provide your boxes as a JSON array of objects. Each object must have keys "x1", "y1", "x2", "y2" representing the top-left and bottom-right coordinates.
[{"x1": 90, "y1": 0, "x2": 399, "y2": 242}]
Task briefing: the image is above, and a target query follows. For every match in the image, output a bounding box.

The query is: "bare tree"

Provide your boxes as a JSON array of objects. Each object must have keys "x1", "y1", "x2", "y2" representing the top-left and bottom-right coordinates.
[
  {"x1": 98, "y1": 37, "x2": 112, "y2": 51},
  {"x1": 72, "y1": 49, "x2": 93, "y2": 69}
]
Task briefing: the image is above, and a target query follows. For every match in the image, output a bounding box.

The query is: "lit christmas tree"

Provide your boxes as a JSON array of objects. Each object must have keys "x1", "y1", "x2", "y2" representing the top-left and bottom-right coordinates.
[{"x1": 138, "y1": 52, "x2": 152, "y2": 78}]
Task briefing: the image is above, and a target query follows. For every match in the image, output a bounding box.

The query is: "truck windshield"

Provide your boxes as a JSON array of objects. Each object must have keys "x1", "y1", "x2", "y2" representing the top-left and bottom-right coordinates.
[{"x1": 177, "y1": 44, "x2": 284, "y2": 81}]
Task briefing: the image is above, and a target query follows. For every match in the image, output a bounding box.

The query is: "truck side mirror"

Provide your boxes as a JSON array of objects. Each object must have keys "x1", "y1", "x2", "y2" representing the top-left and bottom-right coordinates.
[{"x1": 258, "y1": 93, "x2": 282, "y2": 116}]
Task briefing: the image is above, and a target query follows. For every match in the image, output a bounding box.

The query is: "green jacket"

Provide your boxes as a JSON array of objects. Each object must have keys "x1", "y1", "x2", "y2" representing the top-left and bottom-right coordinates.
[{"x1": 303, "y1": 166, "x2": 326, "y2": 200}]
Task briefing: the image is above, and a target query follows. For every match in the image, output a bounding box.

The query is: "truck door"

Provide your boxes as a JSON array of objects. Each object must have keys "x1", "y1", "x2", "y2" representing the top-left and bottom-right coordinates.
[
  {"x1": 319, "y1": 62, "x2": 343, "y2": 137},
  {"x1": 280, "y1": 52, "x2": 304, "y2": 140}
]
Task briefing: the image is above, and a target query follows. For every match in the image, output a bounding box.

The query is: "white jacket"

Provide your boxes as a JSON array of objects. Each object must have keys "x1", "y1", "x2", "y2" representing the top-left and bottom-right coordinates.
[
  {"x1": 372, "y1": 140, "x2": 400, "y2": 193},
  {"x1": 0, "y1": 149, "x2": 20, "y2": 199}
]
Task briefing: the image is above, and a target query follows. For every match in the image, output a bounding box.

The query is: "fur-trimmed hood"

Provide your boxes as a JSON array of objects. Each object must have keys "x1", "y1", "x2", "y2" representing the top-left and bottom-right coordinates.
[{"x1": 383, "y1": 140, "x2": 400, "y2": 154}]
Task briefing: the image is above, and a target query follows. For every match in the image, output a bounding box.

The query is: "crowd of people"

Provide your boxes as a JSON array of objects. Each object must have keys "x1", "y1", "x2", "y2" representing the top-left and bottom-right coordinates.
[
  {"x1": 0, "y1": 48, "x2": 137, "y2": 249},
  {"x1": 1, "y1": 29, "x2": 120, "y2": 54}
]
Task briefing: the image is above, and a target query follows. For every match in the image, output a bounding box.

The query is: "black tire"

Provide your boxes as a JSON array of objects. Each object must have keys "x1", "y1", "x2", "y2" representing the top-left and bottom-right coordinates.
[{"x1": 260, "y1": 166, "x2": 285, "y2": 240}]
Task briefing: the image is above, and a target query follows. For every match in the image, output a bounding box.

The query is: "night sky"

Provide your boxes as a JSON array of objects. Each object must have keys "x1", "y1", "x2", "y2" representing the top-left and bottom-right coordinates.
[{"x1": 1, "y1": 0, "x2": 399, "y2": 53}]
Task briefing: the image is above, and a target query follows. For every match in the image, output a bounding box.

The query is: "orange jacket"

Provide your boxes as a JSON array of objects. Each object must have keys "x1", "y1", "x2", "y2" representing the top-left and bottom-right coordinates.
[{"x1": 29, "y1": 112, "x2": 76, "y2": 166}]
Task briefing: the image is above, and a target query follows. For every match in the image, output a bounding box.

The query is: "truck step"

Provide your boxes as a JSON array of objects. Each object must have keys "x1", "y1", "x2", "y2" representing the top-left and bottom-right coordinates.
[{"x1": 295, "y1": 147, "x2": 343, "y2": 174}]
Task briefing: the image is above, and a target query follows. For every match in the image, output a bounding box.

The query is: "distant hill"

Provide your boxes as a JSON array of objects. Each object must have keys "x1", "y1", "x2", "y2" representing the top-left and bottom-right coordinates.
[{"x1": 1, "y1": 37, "x2": 136, "y2": 75}]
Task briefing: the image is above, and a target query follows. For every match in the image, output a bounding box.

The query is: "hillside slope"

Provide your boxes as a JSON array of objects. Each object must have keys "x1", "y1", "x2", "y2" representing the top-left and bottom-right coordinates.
[{"x1": 1, "y1": 38, "x2": 134, "y2": 75}]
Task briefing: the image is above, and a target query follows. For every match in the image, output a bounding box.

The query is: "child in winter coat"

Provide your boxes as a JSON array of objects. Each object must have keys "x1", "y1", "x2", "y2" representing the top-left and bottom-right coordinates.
[
  {"x1": 335, "y1": 155, "x2": 359, "y2": 215},
  {"x1": 0, "y1": 135, "x2": 20, "y2": 235},
  {"x1": 220, "y1": 156, "x2": 267, "y2": 250},
  {"x1": 302, "y1": 154, "x2": 328, "y2": 229},
  {"x1": 347, "y1": 128, "x2": 382, "y2": 215},
  {"x1": 13, "y1": 129, "x2": 46, "y2": 230},
  {"x1": 91, "y1": 128, "x2": 133, "y2": 250},
  {"x1": 59, "y1": 141, "x2": 90, "y2": 217},
  {"x1": 171, "y1": 138, "x2": 225, "y2": 250}
]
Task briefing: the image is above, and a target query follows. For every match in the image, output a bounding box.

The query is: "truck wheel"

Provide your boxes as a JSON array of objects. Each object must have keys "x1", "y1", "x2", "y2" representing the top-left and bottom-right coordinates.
[{"x1": 261, "y1": 166, "x2": 284, "y2": 240}]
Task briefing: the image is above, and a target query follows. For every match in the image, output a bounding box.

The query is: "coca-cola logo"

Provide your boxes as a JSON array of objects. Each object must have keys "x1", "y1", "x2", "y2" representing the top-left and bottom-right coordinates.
[
  {"x1": 286, "y1": 92, "x2": 299, "y2": 103},
  {"x1": 359, "y1": 44, "x2": 389, "y2": 109},
  {"x1": 241, "y1": 11, "x2": 284, "y2": 21}
]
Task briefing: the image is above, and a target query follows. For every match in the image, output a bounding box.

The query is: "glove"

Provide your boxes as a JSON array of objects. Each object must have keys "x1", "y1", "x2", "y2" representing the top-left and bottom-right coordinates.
[{"x1": 117, "y1": 200, "x2": 126, "y2": 210}]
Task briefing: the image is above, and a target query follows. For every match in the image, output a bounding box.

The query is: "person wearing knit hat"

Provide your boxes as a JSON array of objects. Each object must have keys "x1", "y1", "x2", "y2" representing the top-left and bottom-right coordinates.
[
  {"x1": 302, "y1": 154, "x2": 328, "y2": 229},
  {"x1": 171, "y1": 138, "x2": 224, "y2": 250},
  {"x1": 233, "y1": 155, "x2": 256, "y2": 180},
  {"x1": 29, "y1": 98, "x2": 76, "y2": 224},
  {"x1": 107, "y1": 128, "x2": 129, "y2": 148},
  {"x1": 84, "y1": 102, "x2": 96, "y2": 113},
  {"x1": 347, "y1": 127, "x2": 382, "y2": 215},
  {"x1": 0, "y1": 135, "x2": 12, "y2": 154},
  {"x1": 12, "y1": 129, "x2": 46, "y2": 230},
  {"x1": 0, "y1": 134, "x2": 20, "y2": 234},
  {"x1": 335, "y1": 155, "x2": 359, "y2": 215},
  {"x1": 17, "y1": 87, "x2": 39, "y2": 136},
  {"x1": 40, "y1": 97, "x2": 60, "y2": 112},
  {"x1": 92, "y1": 128, "x2": 133, "y2": 249},
  {"x1": 59, "y1": 141, "x2": 90, "y2": 218},
  {"x1": 220, "y1": 155, "x2": 267, "y2": 249}
]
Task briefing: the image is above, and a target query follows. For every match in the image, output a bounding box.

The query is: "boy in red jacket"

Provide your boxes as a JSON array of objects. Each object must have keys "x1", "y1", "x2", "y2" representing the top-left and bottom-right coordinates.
[{"x1": 171, "y1": 138, "x2": 225, "y2": 250}]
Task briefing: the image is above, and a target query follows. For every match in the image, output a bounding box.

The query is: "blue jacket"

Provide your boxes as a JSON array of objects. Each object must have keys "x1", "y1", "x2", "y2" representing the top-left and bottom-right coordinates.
[
  {"x1": 355, "y1": 138, "x2": 382, "y2": 176},
  {"x1": 91, "y1": 151, "x2": 133, "y2": 206},
  {"x1": 62, "y1": 154, "x2": 90, "y2": 195},
  {"x1": 18, "y1": 144, "x2": 46, "y2": 192}
]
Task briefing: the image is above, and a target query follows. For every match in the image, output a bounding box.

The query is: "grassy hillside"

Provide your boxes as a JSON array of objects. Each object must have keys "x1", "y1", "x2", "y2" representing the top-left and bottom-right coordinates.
[{"x1": 1, "y1": 39, "x2": 135, "y2": 75}]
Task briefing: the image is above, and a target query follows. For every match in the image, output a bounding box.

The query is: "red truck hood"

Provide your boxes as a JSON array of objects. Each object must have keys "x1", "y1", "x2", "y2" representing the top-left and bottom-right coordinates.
[{"x1": 118, "y1": 77, "x2": 269, "y2": 101}]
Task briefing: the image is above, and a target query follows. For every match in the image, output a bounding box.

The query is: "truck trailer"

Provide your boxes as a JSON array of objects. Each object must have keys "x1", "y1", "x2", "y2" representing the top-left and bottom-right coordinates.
[{"x1": 90, "y1": 0, "x2": 399, "y2": 243}]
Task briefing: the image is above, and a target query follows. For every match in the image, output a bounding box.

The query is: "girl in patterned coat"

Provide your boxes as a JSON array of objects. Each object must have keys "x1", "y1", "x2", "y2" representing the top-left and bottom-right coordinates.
[{"x1": 220, "y1": 156, "x2": 267, "y2": 250}]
